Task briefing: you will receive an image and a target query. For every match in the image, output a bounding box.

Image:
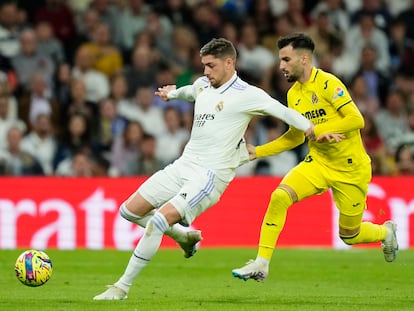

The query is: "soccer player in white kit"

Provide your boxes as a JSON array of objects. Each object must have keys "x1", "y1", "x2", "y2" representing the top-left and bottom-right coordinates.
[{"x1": 93, "y1": 38, "x2": 313, "y2": 300}]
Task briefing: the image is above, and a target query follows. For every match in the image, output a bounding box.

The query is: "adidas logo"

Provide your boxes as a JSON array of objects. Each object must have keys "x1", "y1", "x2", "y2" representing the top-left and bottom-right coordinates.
[{"x1": 179, "y1": 193, "x2": 187, "y2": 199}]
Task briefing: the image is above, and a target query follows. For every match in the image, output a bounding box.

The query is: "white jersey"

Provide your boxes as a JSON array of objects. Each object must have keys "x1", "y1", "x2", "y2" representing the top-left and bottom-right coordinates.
[{"x1": 168, "y1": 73, "x2": 310, "y2": 182}]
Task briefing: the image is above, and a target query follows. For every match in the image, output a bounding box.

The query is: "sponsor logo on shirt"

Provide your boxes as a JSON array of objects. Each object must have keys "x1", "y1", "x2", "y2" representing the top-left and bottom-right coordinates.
[{"x1": 333, "y1": 87, "x2": 344, "y2": 100}]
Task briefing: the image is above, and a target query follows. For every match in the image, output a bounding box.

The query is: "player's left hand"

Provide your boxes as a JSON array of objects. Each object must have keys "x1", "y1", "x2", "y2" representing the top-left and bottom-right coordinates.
[{"x1": 316, "y1": 133, "x2": 345, "y2": 143}]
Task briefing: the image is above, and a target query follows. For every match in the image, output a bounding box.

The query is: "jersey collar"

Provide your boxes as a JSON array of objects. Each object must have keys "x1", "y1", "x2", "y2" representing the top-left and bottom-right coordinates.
[{"x1": 213, "y1": 72, "x2": 238, "y2": 94}]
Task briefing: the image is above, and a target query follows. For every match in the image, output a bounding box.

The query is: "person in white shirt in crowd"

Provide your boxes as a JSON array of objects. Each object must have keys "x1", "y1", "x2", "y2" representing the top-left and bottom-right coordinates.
[
  {"x1": 93, "y1": 37, "x2": 313, "y2": 301},
  {"x1": 345, "y1": 11, "x2": 391, "y2": 75},
  {"x1": 0, "y1": 91, "x2": 25, "y2": 151},
  {"x1": 20, "y1": 113, "x2": 57, "y2": 175},
  {"x1": 71, "y1": 45, "x2": 110, "y2": 103},
  {"x1": 155, "y1": 106, "x2": 190, "y2": 167},
  {"x1": 118, "y1": 85, "x2": 166, "y2": 138}
]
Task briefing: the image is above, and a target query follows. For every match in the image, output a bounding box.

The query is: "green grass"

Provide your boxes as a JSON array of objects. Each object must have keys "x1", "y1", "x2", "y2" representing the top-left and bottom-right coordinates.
[{"x1": 0, "y1": 248, "x2": 413, "y2": 311}]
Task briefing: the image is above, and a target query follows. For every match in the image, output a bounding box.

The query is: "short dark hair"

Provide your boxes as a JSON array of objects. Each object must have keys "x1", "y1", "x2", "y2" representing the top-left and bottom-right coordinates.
[
  {"x1": 277, "y1": 33, "x2": 315, "y2": 53},
  {"x1": 200, "y1": 38, "x2": 237, "y2": 61}
]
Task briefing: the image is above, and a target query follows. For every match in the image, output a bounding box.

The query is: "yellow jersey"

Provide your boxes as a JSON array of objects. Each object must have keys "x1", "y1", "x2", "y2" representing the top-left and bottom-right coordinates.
[{"x1": 287, "y1": 67, "x2": 370, "y2": 172}]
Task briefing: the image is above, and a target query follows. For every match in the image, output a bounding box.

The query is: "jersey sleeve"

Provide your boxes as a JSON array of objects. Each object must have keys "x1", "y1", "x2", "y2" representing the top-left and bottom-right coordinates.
[
  {"x1": 313, "y1": 74, "x2": 364, "y2": 136},
  {"x1": 246, "y1": 86, "x2": 311, "y2": 132},
  {"x1": 323, "y1": 74, "x2": 353, "y2": 111},
  {"x1": 167, "y1": 76, "x2": 208, "y2": 102}
]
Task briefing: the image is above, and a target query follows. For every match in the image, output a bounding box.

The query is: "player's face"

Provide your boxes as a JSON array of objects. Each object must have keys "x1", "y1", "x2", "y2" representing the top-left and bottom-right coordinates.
[
  {"x1": 278, "y1": 45, "x2": 304, "y2": 83},
  {"x1": 201, "y1": 55, "x2": 233, "y2": 88}
]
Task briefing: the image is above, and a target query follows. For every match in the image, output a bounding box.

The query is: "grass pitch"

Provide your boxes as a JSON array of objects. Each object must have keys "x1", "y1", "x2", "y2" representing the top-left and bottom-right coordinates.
[{"x1": 0, "y1": 248, "x2": 413, "y2": 311}]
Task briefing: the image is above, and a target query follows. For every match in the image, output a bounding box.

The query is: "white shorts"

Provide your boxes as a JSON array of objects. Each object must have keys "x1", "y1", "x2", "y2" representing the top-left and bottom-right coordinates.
[{"x1": 138, "y1": 158, "x2": 229, "y2": 225}]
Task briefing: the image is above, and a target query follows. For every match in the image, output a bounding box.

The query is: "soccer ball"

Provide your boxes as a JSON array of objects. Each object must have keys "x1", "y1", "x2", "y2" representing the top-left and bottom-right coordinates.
[{"x1": 14, "y1": 249, "x2": 53, "y2": 287}]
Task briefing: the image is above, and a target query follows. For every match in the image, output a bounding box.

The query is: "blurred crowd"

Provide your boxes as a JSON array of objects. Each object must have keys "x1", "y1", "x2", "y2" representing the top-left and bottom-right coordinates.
[{"x1": 0, "y1": 0, "x2": 413, "y2": 177}]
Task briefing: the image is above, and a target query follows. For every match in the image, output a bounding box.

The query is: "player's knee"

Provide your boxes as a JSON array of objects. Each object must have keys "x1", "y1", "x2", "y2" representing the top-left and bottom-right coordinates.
[{"x1": 269, "y1": 187, "x2": 293, "y2": 210}]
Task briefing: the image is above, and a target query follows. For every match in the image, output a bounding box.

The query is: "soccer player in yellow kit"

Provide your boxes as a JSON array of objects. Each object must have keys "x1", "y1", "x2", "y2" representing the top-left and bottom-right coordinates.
[{"x1": 232, "y1": 33, "x2": 399, "y2": 282}]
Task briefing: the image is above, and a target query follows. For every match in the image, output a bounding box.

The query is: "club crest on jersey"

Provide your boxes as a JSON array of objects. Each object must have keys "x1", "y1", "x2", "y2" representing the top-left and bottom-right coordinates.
[
  {"x1": 311, "y1": 92, "x2": 318, "y2": 104},
  {"x1": 215, "y1": 101, "x2": 224, "y2": 112},
  {"x1": 333, "y1": 87, "x2": 344, "y2": 100}
]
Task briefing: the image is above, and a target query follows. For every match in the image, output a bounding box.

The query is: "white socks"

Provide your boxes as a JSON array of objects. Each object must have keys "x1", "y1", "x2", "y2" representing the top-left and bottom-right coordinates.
[
  {"x1": 119, "y1": 203, "x2": 188, "y2": 243},
  {"x1": 115, "y1": 212, "x2": 169, "y2": 293}
]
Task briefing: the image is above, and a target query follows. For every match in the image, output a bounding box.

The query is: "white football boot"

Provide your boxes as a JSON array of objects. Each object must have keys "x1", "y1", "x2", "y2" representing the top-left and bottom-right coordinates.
[
  {"x1": 177, "y1": 230, "x2": 202, "y2": 258},
  {"x1": 381, "y1": 220, "x2": 399, "y2": 262},
  {"x1": 93, "y1": 285, "x2": 128, "y2": 300},
  {"x1": 232, "y1": 260, "x2": 268, "y2": 282}
]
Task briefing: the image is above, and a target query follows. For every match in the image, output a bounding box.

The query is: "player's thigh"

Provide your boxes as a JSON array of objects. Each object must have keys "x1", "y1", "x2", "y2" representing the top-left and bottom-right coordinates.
[
  {"x1": 169, "y1": 167, "x2": 228, "y2": 226},
  {"x1": 331, "y1": 167, "x2": 371, "y2": 230},
  {"x1": 280, "y1": 160, "x2": 328, "y2": 202},
  {"x1": 137, "y1": 163, "x2": 183, "y2": 208}
]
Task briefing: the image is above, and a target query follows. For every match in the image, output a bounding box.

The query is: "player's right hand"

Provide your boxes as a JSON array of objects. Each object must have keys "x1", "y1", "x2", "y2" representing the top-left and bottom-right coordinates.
[
  {"x1": 247, "y1": 144, "x2": 257, "y2": 160},
  {"x1": 155, "y1": 85, "x2": 176, "y2": 101},
  {"x1": 316, "y1": 133, "x2": 345, "y2": 143}
]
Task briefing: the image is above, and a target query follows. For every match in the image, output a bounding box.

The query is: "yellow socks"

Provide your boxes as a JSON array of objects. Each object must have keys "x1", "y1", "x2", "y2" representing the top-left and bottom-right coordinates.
[
  {"x1": 258, "y1": 188, "x2": 293, "y2": 260},
  {"x1": 341, "y1": 222, "x2": 387, "y2": 245}
]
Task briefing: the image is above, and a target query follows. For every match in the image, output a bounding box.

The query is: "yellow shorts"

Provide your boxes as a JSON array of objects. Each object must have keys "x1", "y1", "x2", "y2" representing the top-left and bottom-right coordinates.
[{"x1": 281, "y1": 155, "x2": 371, "y2": 218}]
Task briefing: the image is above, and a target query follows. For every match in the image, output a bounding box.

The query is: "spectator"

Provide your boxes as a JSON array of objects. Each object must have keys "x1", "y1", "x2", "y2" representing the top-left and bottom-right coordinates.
[
  {"x1": 394, "y1": 143, "x2": 414, "y2": 175},
  {"x1": 0, "y1": 126, "x2": 44, "y2": 176},
  {"x1": 110, "y1": 120, "x2": 144, "y2": 176},
  {"x1": 156, "y1": 0, "x2": 192, "y2": 27},
  {"x1": 351, "y1": 44, "x2": 391, "y2": 107},
  {"x1": 284, "y1": 0, "x2": 312, "y2": 31},
  {"x1": 74, "y1": 8, "x2": 101, "y2": 48},
  {"x1": 345, "y1": 11, "x2": 391, "y2": 74},
  {"x1": 89, "y1": 0, "x2": 122, "y2": 47},
  {"x1": 92, "y1": 97, "x2": 127, "y2": 158},
  {"x1": 237, "y1": 21, "x2": 275, "y2": 88},
  {"x1": 0, "y1": 92, "x2": 25, "y2": 151},
  {"x1": 137, "y1": 133, "x2": 162, "y2": 175},
  {"x1": 123, "y1": 45, "x2": 159, "y2": 97},
  {"x1": 261, "y1": 14, "x2": 294, "y2": 53},
  {"x1": 53, "y1": 62, "x2": 72, "y2": 112},
  {"x1": 117, "y1": 0, "x2": 150, "y2": 53},
  {"x1": 0, "y1": 1, "x2": 22, "y2": 58},
  {"x1": 80, "y1": 22, "x2": 123, "y2": 78},
  {"x1": 155, "y1": 106, "x2": 189, "y2": 167},
  {"x1": 35, "y1": 20, "x2": 66, "y2": 66},
  {"x1": 11, "y1": 28, "x2": 55, "y2": 94},
  {"x1": 189, "y1": 2, "x2": 220, "y2": 46},
  {"x1": 397, "y1": 0, "x2": 414, "y2": 41},
  {"x1": 349, "y1": 74, "x2": 380, "y2": 117},
  {"x1": 72, "y1": 45, "x2": 110, "y2": 103},
  {"x1": 145, "y1": 10, "x2": 174, "y2": 60},
  {"x1": 374, "y1": 89, "x2": 410, "y2": 154},
  {"x1": 361, "y1": 113, "x2": 395, "y2": 175},
  {"x1": 66, "y1": 79, "x2": 97, "y2": 128},
  {"x1": 110, "y1": 73, "x2": 131, "y2": 110},
  {"x1": 119, "y1": 86, "x2": 166, "y2": 138},
  {"x1": 350, "y1": 0, "x2": 392, "y2": 33},
  {"x1": 54, "y1": 112, "x2": 93, "y2": 170},
  {"x1": 167, "y1": 25, "x2": 198, "y2": 78},
  {"x1": 306, "y1": 10, "x2": 342, "y2": 61},
  {"x1": 34, "y1": 0, "x2": 77, "y2": 61},
  {"x1": 311, "y1": 0, "x2": 350, "y2": 34},
  {"x1": 55, "y1": 147, "x2": 93, "y2": 177},
  {"x1": 21, "y1": 113, "x2": 57, "y2": 175}
]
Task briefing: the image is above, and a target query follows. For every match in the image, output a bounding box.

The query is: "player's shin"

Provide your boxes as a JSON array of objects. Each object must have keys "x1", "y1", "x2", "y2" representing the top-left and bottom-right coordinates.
[
  {"x1": 340, "y1": 222, "x2": 387, "y2": 245},
  {"x1": 258, "y1": 187, "x2": 292, "y2": 260},
  {"x1": 115, "y1": 212, "x2": 168, "y2": 293}
]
